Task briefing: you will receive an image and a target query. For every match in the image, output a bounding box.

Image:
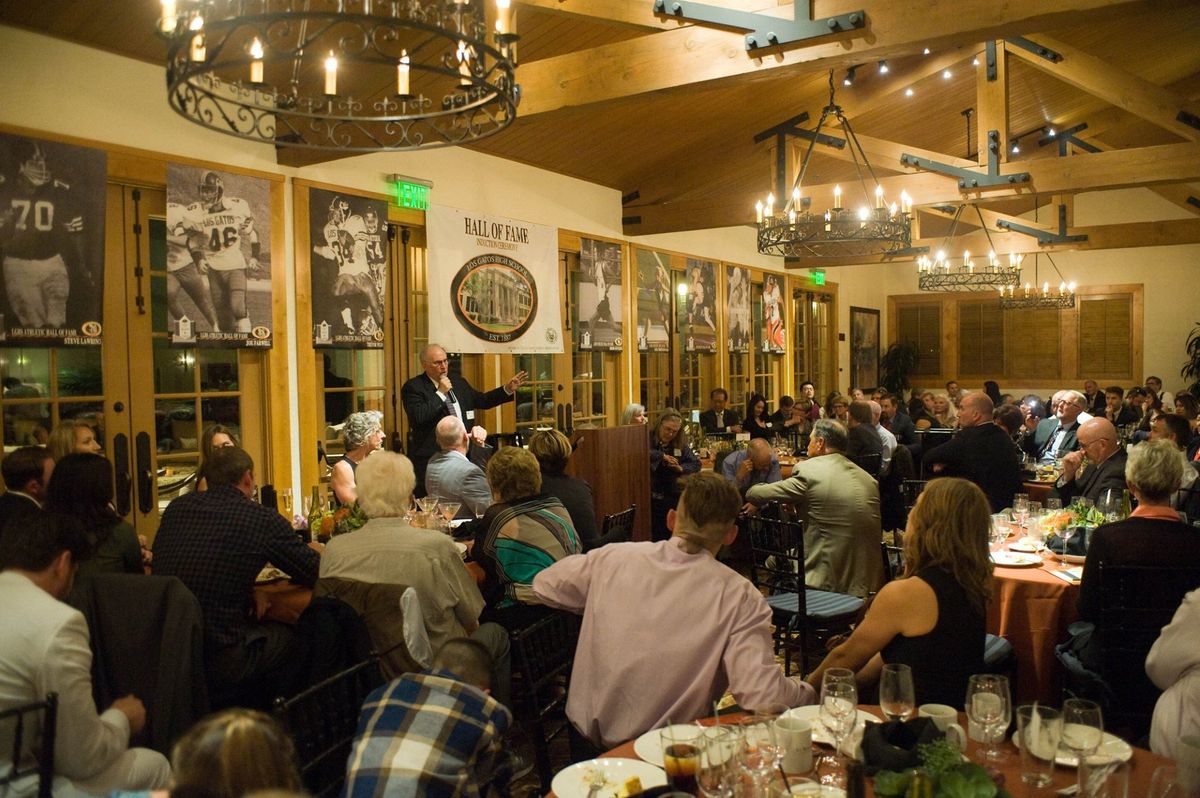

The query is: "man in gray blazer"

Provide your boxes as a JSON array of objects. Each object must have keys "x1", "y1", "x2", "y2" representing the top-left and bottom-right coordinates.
[
  {"x1": 425, "y1": 416, "x2": 493, "y2": 519},
  {"x1": 745, "y1": 419, "x2": 883, "y2": 598}
]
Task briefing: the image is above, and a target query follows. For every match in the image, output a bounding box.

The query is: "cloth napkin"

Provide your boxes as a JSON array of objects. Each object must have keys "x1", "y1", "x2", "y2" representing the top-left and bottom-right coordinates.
[
  {"x1": 1046, "y1": 527, "x2": 1091, "y2": 555},
  {"x1": 860, "y1": 717, "x2": 944, "y2": 775}
]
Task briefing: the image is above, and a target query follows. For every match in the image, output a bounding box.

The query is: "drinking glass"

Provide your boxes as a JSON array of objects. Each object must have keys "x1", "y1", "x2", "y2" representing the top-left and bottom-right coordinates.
[
  {"x1": 737, "y1": 717, "x2": 780, "y2": 792},
  {"x1": 417, "y1": 495, "x2": 440, "y2": 514},
  {"x1": 1148, "y1": 765, "x2": 1191, "y2": 798},
  {"x1": 818, "y1": 678, "x2": 858, "y2": 786},
  {"x1": 1046, "y1": 497, "x2": 1063, "y2": 511},
  {"x1": 1013, "y1": 495, "x2": 1030, "y2": 529},
  {"x1": 879, "y1": 663, "x2": 915, "y2": 722},
  {"x1": 279, "y1": 488, "x2": 294, "y2": 518},
  {"x1": 965, "y1": 674, "x2": 1011, "y2": 762},
  {"x1": 1097, "y1": 488, "x2": 1122, "y2": 522},
  {"x1": 1026, "y1": 501, "x2": 1043, "y2": 533},
  {"x1": 1061, "y1": 525, "x2": 1078, "y2": 563},
  {"x1": 662, "y1": 725, "x2": 704, "y2": 794},
  {"x1": 697, "y1": 726, "x2": 739, "y2": 798},
  {"x1": 1079, "y1": 754, "x2": 1128, "y2": 798},
  {"x1": 1016, "y1": 704, "x2": 1062, "y2": 788},
  {"x1": 439, "y1": 501, "x2": 462, "y2": 528},
  {"x1": 1061, "y1": 698, "x2": 1105, "y2": 765}
]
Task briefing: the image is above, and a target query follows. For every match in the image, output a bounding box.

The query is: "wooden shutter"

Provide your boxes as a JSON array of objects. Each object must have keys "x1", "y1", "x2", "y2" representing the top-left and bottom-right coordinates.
[
  {"x1": 1004, "y1": 308, "x2": 1061, "y2": 380},
  {"x1": 958, "y1": 300, "x2": 1005, "y2": 377},
  {"x1": 897, "y1": 303, "x2": 941, "y2": 376},
  {"x1": 1078, "y1": 296, "x2": 1133, "y2": 377}
]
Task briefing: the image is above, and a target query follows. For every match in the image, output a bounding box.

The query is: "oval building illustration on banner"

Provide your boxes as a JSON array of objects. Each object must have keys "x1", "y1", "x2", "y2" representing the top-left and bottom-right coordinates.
[{"x1": 450, "y1": 254, "x2": 538, "y2": 343}]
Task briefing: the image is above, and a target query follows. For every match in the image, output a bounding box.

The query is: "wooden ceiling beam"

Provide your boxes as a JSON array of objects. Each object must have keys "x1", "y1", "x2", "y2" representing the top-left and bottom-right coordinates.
[
  {"x1": 517, "y1": 0, "x2": 1155, "y2": 118},
  {"x1": 1003, "y1": 34, "x2": 1200, "y2": 142},
  {"x1": 514, "y1": 0, "x2": 787, "y2": 31}
]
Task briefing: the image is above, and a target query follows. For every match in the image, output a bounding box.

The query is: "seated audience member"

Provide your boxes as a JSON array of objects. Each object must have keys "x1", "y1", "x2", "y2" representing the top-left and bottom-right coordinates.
[
  {"x1": 879, "y1": 393, "x2": 918, "y2": 454},
  {"x1": 0, "y1": 513, "x2": 171, "y2": 793},
  {"x1": 331, "y1": 410, "x2": 384, "y2": 506},
  {"x1": 1103, "y1": 385, "x2": 1140, "y2": 427},
  {"x1": 194, "y1": 423, "x2": 239, "y2": 492},
  {"x1": 906, "y1": 395, "x2": 935, "y2": 431},
  {"x1": 1076, "y1": 439, "x2": 1200, "y2": 624},
  {"x1": 825, "y1": 393, "x2": 850, "y2": 425},
  {"x1": 721, "y1": 437, "x2": 783, "y2": 498},
  {"x1": 1054, "y1": 418, "x2": 1128, "y2": 506},
  {"x1": 474, "y1": 447, "x2": 581, "y2": 630},
  {"x1": 994, "y1": 403, "x2": 1025, "y2": 439},
  {"x1": 772, "y1": 395, "x2": 809, "y2": 437},
  {"x1": 923, "y1": 393, "x2": 1022, "y2": 513},
  {"x1": 849, "y1": 387, "x2": 865, "y2": 400},
  {"x1": 170, "y1": 708, "x2": 302, "y2": 798},
  {"x1": 1150, "y1": 414, "x2": 1200, "y2": 514},
  {"x1": 152, "y1": 447, "x2": 320, "y2": 698},
  {"x1": 47, "y1": 418, "x2": 102, "y2": 461},
  {"x1": 533, "y1": 473, "x2": 815, "y2": 748},
  {"x1": 845, "y1": 400, "x2": 883, "y2": 472},
  {"x1": 620, "y1": 403, "x2": 647, "y2": 425},
  {"x1": 945, "y1": 380, "x2": 963, "y2": 408},
  {"x1": 1082, "y1": 379, "x2": 1106, "y2": 416},
  {"x1": 319, "y1": 452, "x2": 508, "y2": 689},
  {"x1": 700, "y1": 387, "x2": 742, "y2": 434},
  {"x1": 746, "y1": 420, "x2": 883, "y2": 598},
  {"x1": 807, "y1": 478, "x2": 990, "y2": 708},
  {"x1": 648, "y1": 409, "x2": 701, "y2": 541},
  {"x1": 0, "y1": 445, "x2": 53, "y2": 544},
  {"x1": 1147, "y1": 375, "x2": 1175, "y2": 411},
  {"x1": 742, "y1": 393, "x2": 775, "y2": 439},
  {"x1": 344, "y1": 639, "x2": 514, "y2": 797},
  {"x1": 797, "y1": 382, "x2": 822, "y2": 421},
  {"x1": 869, "y1": 400, "x2": 897, "y2": 475},
  {"x1": 45, "y1": 453, "x2": 143, "y2": 599},
  {"x1": 425, "y1": 416, "x2": 492, "y2": 520},
  {"x1": 930, "y1": 393, "x2": 957, "y2": 428},
  {"x1": 1146, "y1": 587, "x2": 1200, "y2": 761},
  {"x1": 1022, "y1": 390, "x2": 1085, "y2": 462},
  {"x1": 1176, "y1": 393, "x2": 1200, "y2": 459},
  {"x1": 528, "y1": 429, "x2": 600, "y2": 550},
  {"x1": 984, "y1": 380, "x2": 1003, "y2": 407}
]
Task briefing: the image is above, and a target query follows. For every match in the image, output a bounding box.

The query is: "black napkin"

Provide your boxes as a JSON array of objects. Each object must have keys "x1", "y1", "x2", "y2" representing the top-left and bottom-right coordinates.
[
  {"x1": 1046, "y1": 527, "x2": 1091, "y2": 555},
  {"x1": 860, "y1": 717, "x2": 944, "y2": 775}
]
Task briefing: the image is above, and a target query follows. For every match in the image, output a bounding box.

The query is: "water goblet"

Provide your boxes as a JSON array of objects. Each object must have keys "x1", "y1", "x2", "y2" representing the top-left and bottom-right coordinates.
[
  {"x1": 1013, "y1": 495, "x2": 1030, "y2": 530},
  {"x1": 1046, "y1": 497, "x2": 1063, "y2": 511},
  {"x1": 1061, "y1": 697, "x2": 1105, "y2": 765},
  {"x1": 737, "y1": 717, "x2": 780, "y2": 793},
  {"x1": 279, "y1": 488, "x2": 294, "y2": 518},
  {"x1": 697, "y1": 726, "x2": 739, "y2": 798},
  {"x1": 818, "y1": 678, "x2": 858, "y2": 786},
  {"x1": 879, "y1": 663, "x2": 915, "y2": 722},
  {"x1": 965, "y1": 673, "x2": 1011, "y2": 762}
]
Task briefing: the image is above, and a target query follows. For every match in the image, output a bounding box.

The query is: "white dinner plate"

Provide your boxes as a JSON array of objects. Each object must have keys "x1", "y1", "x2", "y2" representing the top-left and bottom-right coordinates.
[
  {"x1": 1012, "y1": 728, "x2": 1132, "y2": 768},
  {"x1": 1008, "y1": 540, "x2": 1044, "y2": 554},
  {"x1": 781, "y1": 705, "x2": 881, "y2": 747},
  {"x1": 632, "y1": 724, "x2": 700, "y2": 767},
  {"x1": 991, "y1": 551, "x2": 1043, "y2": 568},
  {"x1": 551, "y1": 758, "x2": 667, "y2": 798}
]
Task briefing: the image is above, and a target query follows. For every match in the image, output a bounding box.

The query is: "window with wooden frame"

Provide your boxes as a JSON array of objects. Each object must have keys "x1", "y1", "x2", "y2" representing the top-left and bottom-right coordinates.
[{"x1": 895, "y1": 302, "x2": 942, "y2": 378}]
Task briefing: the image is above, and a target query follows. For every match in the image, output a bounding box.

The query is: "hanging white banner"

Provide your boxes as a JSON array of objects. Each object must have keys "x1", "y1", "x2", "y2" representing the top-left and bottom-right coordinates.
[{"x1": 427, "y1": 205, "x2": 563, "y2": 354}]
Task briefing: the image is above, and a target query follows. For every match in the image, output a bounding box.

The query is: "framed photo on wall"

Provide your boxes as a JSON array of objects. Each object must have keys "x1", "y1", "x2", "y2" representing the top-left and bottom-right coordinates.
[{"x1": 850, "y1": 306, "x2": 880, "y2": 391}]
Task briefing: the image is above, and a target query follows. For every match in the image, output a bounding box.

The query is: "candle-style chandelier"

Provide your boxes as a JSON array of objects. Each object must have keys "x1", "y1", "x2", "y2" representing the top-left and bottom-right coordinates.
[
  {"x1": 157, "y1": 0, "x2": 519, "y2": 152},
  {"x1": 755, "y1": 71, "x2": 913, "y2": 259},
  {"x1": 917, "y1": 204, "x2": 1023, "y2": 293},
  {"x1": 999, "y1": 252, "x2": 1077, "y2": 310}
]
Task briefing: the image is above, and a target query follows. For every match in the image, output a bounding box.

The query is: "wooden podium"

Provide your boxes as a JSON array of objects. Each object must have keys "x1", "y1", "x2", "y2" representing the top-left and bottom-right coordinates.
[{"x1": 567, "y1": 425, "x2": 652, "y2": 542}]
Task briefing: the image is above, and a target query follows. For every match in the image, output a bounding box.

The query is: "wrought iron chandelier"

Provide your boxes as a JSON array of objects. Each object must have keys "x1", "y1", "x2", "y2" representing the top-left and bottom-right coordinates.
[
  {"x1": 157, "y1": 0, "x2": 520, "y2": 151},
  {"x1": 917, "y1": 204, "x2": 1022, "y2": 293},
  {"x1": 999, "y1": 252, "x2": 1077, "y2": 310},
  {"x1": 756, "y1": 71, "x2": 913, "y2": 259}
]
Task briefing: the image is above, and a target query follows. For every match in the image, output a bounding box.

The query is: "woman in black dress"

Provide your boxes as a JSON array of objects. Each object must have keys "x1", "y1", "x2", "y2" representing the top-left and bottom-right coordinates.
[
  {"x1": 528, "y1": 428, "x2": 600, "y2": 550},
  {"x1": 742, "y1": 393, "x2": 775, "y2": 439},
  {"x1": 806, "y1": 478, "x2": 992, "y2": 708}
]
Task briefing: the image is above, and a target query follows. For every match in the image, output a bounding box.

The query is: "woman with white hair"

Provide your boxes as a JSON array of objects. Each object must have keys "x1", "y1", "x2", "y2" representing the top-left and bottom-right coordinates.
[
  {"x1": 331, "y1": 410, "x2": 383, "y2": 505},
  {"x1": 620, "y1": 403, "x2": 647, "y2": 425}
]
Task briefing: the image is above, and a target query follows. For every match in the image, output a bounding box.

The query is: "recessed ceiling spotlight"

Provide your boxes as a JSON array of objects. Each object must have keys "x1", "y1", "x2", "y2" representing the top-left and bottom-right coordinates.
[
  {"x1": 1011, "y1": 141, "x2": 1020, "y2": 155},
  {"x1": 923, "y1": 47, "x2": 931, "y2": 55},
  {"x1": 972, "y1": 57, "x2": 980, "y2": 66},
  {"x1": 843, "y1": 66, "x2": 857, "y2": 87},
  {"x1": 905, "y1": 87, "x2": 914, "y2": 97},
  {"x1": 878, "y1": 60, "x2": 889, "y2": 74},
  {"x1": 1046, "y1": 127, "x2": 1056, "y2": 137},
  {"x1": 942, "y1": 69, "x2": 953, "y2": 79}
]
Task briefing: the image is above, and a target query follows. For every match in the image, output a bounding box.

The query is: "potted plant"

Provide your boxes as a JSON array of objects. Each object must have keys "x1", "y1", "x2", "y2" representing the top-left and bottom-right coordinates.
[{"x1": 879, "y1": 342, "x2": 919, "y2": 399}]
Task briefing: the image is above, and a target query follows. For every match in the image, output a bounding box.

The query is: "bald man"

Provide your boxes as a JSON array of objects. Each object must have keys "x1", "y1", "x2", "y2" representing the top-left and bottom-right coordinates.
[
  {"x1": 923, "y1": 393, "x2": 1023, "y2": 512},
  {"x1": 1054, "y1": 417, "x2": 1128, "y2": 507}
]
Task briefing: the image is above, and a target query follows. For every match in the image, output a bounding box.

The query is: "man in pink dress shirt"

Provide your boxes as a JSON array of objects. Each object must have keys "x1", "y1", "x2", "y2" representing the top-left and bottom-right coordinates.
[{"x1": 533, "y1": 472, "x2": 816, "y2": 748}]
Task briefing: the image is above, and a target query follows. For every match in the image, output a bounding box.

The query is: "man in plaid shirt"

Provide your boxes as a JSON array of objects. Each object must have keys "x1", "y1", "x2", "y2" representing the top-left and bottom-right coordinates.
[
  {"x1": 152, "y1": 446, "x2": 319, "y2": 698},
  {"x1": 343, "y1": 638, "x2": 514, "y2": 797}
]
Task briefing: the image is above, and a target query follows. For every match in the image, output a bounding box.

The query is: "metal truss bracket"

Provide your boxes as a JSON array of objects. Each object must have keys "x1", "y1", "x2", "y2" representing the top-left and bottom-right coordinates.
[
  {"x1": 985, "y1": 41, "x2": 998, "y2": 81},
  {"x1": 900, "y1": 130, "x2": 1031, "y2": 190},
  {"x1": 1178, "y1": 110, "x2": 1200, "y2": 131},
  {"x1": 1006, "y1": 36, "x2": 1062, "y2": 63},
  {"x1": 995, "y1": 204, "x2": 1088, "y2": 246},
  {"x1": 651, "y1": 0, "x2": 865, "y2": 53},
  {"x1": 1038, "y1": 123, "x2": 1099, "y2": 156}
]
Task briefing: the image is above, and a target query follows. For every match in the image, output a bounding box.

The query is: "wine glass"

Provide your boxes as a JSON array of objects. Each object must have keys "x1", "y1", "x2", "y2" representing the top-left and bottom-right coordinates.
[
  {"x1": 1097, "y1": 488, "x2": 1122, "y2": 522},
  {"x1": 1061, "y1": 698, "x2": 1105, "y2": 767},
  {"x1": 697, "y1": 726, "x2": 739, "y2": 798},
  {"x1": 965, "y1": 674, "x2": 1011, "y2": 762},
  {"x1": 439, "y1": 501, "x2": 462, "y2": 530},
  {"x1": 1060, "y1": 524, "x2": 1078, "y2": 563},
  {"x1": 1013, "y1": 495, "x2": 1030, "y2": 530},
  {"x1": 879, "y1": 663, "x2": 915, "y2": 722},
  {"x1": 818, "y1": 678, "x2": 858, "y2": 786},
  {"x1": 737, "y1": 717, "x2": 780, "y2": 793}
]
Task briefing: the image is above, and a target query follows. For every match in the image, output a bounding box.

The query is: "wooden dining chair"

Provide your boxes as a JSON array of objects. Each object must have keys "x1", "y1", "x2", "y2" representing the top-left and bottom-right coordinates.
[
  {"x1": 743, "y1": 513, "x2": 865, "y2": 675},
  {"x1": 0, "y1": 693, "x2": 57, "y2": 798},
  {"x1": 596, "y1": 503, "x2": 636, "y2": 547},
  {"x1": 509, "y1": 610, "x2": 581, "y2": 792}
]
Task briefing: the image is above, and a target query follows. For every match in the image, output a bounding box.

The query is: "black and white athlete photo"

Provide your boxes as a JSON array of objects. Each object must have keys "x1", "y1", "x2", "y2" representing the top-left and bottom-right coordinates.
[{"x1": 309, "y1": 188, "x2": 389, "y2": 349}]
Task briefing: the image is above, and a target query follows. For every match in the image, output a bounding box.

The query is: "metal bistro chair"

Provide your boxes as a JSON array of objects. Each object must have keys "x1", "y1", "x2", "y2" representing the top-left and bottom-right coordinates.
[
  {"x1": 273, "y1": 654, "x2": 385, "y2": 798},
  {"x1": 0, "y1": 693, "x2": 57, "y2": 798},
  {"x1": 595, "y1": 504, "x2": 636, "y2": 548},
  {"x1": 743, "y1": 513, "x2": 864, "y2": 676},
  {"x1": 509, "y1": 610, "x2": 581, "y2": 792}
]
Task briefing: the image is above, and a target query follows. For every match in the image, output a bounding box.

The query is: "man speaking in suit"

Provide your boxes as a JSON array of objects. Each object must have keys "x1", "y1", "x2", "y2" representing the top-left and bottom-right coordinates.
[
  {"x1": 1054, "y1": 417, "x2": 1128, "y2": 506},
  {"x1": 402, "y1": 343, "x2": 527, "y2": 489}
]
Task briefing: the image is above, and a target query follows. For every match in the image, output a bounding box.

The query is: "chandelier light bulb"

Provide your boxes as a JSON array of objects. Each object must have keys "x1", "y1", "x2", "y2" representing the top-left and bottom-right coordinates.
[
  {"x1": 397, "y1": 50, "x2": 410, "y2": 95},
  {"x1": 249, "y1": 38, "x2": 264, "y2": 83},
  {"x1": 495, "y1": 0, "x2": 514, "y2": 35},
  {"x1": 833, "y1": 185, "x2": 841, "y2": 209},
  {"x1": 972, "y1": 57, "x2": 980, "y2": 66},
  {"x1": 188, "y1": 16, "x2": 205, "y2": 62},
  {"x1": 858, "y1": 206, "x2": 869, "y2": 221},
  {"x1": 875, "y1": 184, "x2": 884, "y2": 208},
  {"x1": 756, "y1": 200, "x2": 764, "y2": 224},
  {"x1": 324, "y1": 52, "x2": 338, "y2": 95},
  {"x1": 792, "y1": 186, "x2": 800, "y2": 204},
  {"x1": 1068, "y1": 281, "x2": 1077, "y2": 292},
  {"x1": 457, "y1": 41, "x2": 472, "y2": 86},
  {"x1": 160, "y1": 0, "x2": 178, "y2": 33}
]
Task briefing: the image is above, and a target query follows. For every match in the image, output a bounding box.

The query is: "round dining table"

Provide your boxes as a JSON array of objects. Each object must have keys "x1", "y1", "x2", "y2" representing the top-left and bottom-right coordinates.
[{"x1": 554, "y1": 705, "x2": 1172, "y2": 797}]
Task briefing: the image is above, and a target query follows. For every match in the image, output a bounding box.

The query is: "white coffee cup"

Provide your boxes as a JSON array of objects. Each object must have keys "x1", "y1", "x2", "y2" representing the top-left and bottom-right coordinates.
[
  {"x1": 918, "y1": 703, "x2": 967, "y2": 752},
  {"x1": 774, "y1": 716, "x2": 813, "y2": 774}
]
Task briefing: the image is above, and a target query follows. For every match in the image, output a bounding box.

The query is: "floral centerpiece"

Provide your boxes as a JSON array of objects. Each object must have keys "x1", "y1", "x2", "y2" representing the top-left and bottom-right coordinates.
[
  {"x1": 874, "y1": 739, "x2": 1013, "y2": 798},
  {"x1": 1038, "y1": 501, "x2": 1105, "y2": 541},
  {"x1": 309, "y1": 502, "x2": 369, "y2": 540}
]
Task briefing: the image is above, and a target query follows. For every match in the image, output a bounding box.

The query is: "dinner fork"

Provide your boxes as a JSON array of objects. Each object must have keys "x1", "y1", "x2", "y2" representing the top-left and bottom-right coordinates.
[{"x1": 585, "y1": 768, "x2": 607, "y2": 798}]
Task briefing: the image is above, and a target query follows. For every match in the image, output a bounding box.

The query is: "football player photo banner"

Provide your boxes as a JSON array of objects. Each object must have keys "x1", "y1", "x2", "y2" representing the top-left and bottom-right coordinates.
[
  {"x1": 577, "y1": 237, "x2": 622, "y2": 352},
  {"x1": 680, "y1": 257, "x2": 717, "y2": 353},
  {"x1": 166, "y1": 164, "x2": 274, "y2": 348},
  {"x1": 726, "y1": 265, "x2": 751, "y2": 354},
  {"x1": 635, "y1": 248, "x2": 671, "y2": 353},
  {"x1": 0, "y1": 133, "x2": 106, "y2": 347},
  {"x1": 426, "y1": 206, "x2": 561, "y2": 354},
  {"x1": 762, "y1": 273, "x2": 786, "y2": 353},
  {"x1": 308, "y1": 188, "x2": 389, "y2": 349}
]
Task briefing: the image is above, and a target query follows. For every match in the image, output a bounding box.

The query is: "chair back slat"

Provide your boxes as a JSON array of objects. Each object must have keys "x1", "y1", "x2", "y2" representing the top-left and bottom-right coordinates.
[
  {"x1": 0, "y1": 692, "x2": 57, "y2": 798},
  {"x1": 743, "y1": 513, "x2": 807, "y2": 615},
  {"x1": 510, "y1": 611, "x2": 581, "y2": 791},
  {"x1": 598, "y1": 504, "x2": 636, "y2": 546}
]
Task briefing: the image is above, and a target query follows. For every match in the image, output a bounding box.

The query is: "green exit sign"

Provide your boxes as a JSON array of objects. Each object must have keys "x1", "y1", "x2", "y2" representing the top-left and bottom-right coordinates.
[
  {"x1": 396, "y1": 180, "x2": 429, "y2": 210},
  {"x1": 811, "y1": 269, "x2": 826, "y2": 286}
]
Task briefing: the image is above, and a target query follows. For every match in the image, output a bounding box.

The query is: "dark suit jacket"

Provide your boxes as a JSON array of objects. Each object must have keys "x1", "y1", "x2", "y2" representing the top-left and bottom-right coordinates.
[
  {"x1": 923, "y1": 423, "x2": 1023, "y2": 512},
  {"x1": 847, "y1": 423, "x2": 883, "y2": 460},
  {"x1": 699, "y1": 408, "x2": 738, "y2": 434},
  {"x1": 882, "y1": 411, "x2": 920, "y2": 455},
  {"x1": 1021, "y1": 417, "x2": 1081, "y2": 460},
  {"x1": 1055, "y1": 448, "x2": 1129, "y2": 507},
  {"x1": 401, "y1": 372, "x2": 513, "y2": 475},
  {"x1": 0, "y1": 491, "x2": 39, "y2": 554},
  {"x1": 1084, "y1": 391, "x2": 1107, "y2": 416}
]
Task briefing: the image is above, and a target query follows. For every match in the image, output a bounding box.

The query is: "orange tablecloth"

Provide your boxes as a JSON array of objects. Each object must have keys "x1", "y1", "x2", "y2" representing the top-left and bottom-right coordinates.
[
  {"x1": 989, "y1": 548, "x2": 1080, "y2": 704},
  {"x1": 563, "y1": 706, "x2": 1170, "y2": 798}
]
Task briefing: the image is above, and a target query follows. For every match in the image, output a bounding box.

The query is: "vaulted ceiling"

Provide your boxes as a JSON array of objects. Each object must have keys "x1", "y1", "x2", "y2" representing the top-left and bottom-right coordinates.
[{"x1": 3, "y1": 0, "x2": 1199, "y2": 262}]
